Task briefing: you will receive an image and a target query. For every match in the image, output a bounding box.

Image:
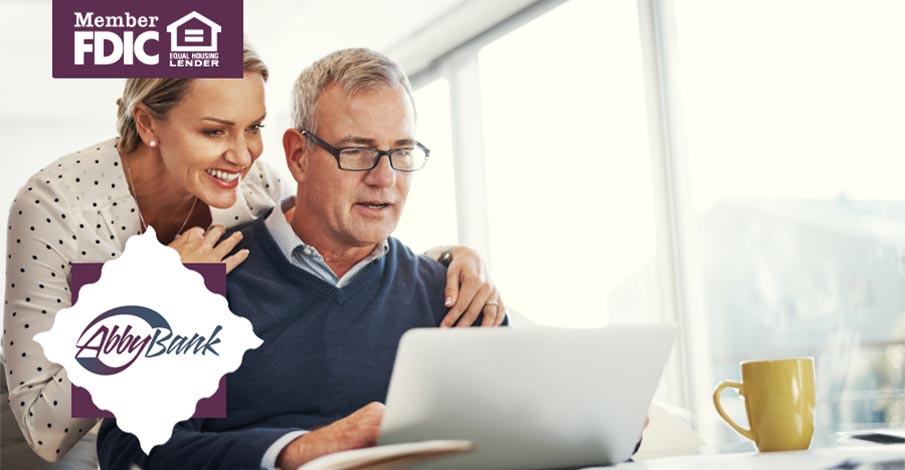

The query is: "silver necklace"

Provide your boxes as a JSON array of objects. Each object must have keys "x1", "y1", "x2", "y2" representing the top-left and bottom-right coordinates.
[{"x1": 122, "y1": 152, "x2": 198, "y2": 240}]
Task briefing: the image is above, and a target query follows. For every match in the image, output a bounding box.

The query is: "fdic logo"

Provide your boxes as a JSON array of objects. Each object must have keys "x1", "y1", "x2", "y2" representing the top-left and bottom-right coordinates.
[{"x1": 74, "y1": 11, "x2": 222, "y2": 68}]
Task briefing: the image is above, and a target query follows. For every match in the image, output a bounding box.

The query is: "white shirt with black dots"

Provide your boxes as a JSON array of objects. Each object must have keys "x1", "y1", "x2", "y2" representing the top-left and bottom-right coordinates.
[{"x1": 1, "y1": 138, "x2": 286, "y2": 461}]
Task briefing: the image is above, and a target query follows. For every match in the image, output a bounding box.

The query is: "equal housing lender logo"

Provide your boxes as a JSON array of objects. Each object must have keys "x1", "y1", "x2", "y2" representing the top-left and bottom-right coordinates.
[{"x1": 52, "y1": 0, "x2": 243, "y2": 78}]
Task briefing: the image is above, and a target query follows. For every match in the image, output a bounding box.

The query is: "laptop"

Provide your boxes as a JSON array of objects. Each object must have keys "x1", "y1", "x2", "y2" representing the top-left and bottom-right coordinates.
[{"x1": 378, "y1": 324, "x2": 676, "y2": 469}]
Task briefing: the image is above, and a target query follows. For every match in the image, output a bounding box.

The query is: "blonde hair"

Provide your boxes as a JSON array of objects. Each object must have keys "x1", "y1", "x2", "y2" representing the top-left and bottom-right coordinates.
[
  {"x1": 291, "y1": 48, "x2": 414, "y2": 143},
  {"x1": 116, "y1": 42, "x2": 269, "y2": 153}
]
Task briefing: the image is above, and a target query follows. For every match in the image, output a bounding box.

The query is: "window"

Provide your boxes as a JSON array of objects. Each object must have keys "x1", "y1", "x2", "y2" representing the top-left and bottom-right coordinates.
[
  {"x1": 674, "y1": 0, "x2": 905, "y2": 450},
  {"x1": 478, "y1": 0, "x2": 662, "y2": 328},
  {"x1": 401, "y1": 0, "x2": 904, "y2": 450},
  {"x1": 393, "y1": 79, "x2": 458, "y2": 253}
]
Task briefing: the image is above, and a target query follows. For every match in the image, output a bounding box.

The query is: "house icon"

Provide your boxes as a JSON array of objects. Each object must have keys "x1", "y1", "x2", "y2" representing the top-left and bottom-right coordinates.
[{"x1": 166, "y1": 11, "x2": 221, "y2": 53}]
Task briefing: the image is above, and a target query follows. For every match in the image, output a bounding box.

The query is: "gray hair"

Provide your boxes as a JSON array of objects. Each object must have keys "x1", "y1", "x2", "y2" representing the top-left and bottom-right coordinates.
[
  {"x1": 116, "y1": 41, "x2": 269, "y2": 154},
  {"x1": 291, "y1": 48, "x2": 414, "y2": 143}
]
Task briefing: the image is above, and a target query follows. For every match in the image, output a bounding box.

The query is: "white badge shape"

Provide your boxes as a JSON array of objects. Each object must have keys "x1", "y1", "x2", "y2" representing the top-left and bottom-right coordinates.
[{"x1": 34, "y1": 227, "x2": 263, "y2": 454}]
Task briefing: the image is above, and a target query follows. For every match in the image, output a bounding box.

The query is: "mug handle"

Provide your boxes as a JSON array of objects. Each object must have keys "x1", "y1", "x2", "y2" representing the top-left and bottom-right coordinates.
[{"x1": 713, "y1": 381, "x2": 754, "y2": 441}]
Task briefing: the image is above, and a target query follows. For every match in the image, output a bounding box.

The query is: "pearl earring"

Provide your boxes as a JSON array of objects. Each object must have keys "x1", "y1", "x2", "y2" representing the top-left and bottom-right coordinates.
[{"x1": 149, "y1": 140, "x2": 157, "y2": 148}]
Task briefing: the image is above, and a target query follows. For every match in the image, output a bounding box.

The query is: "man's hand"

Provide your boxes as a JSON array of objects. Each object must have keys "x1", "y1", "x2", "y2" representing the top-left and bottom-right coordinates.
[
  {"x1": 633, "y1": 415, "x2": 650, "y2": 456},
  {"x1": 276, "y1": 402, "x2": 385, "y2": 469}
]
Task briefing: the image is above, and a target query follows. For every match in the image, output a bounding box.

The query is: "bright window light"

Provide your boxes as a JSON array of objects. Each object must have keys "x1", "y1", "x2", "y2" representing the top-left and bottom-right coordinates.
[
  {"x1": 478, "y1": 0, "x2": 661, "y2": 328},
  {"x1": 674, "y1": 0, "x2": 905, "y2": 450},
  {"x1": 394, "y1": 79, "x2": 458, "y2": 253}
]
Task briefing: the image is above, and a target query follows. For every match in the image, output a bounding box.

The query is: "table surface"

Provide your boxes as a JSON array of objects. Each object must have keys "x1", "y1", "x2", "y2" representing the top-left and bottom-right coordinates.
[{"x1": 584, "y1": 445, "x2": 905, "y2": 470}]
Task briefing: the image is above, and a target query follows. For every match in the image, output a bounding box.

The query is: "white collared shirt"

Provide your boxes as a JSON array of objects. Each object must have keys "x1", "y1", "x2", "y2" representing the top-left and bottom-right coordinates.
[{"x1": 263, "y1": 197, "x2": 389, "y2": 287}]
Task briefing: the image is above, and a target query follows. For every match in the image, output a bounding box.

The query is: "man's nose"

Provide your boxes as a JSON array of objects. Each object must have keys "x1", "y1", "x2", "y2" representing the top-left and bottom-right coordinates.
[{"x1": 364, "y1": 153, "x2": 396, "y2": 187}]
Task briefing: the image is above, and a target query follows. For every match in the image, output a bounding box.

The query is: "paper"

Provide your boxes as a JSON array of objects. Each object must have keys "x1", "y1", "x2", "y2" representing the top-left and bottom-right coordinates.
[
  {"x1": 632, "y1": 402, "x2": 706, "y2": 460},
  {"x1": 297, "y1": 440, "x2": 475, "y2": 470}
]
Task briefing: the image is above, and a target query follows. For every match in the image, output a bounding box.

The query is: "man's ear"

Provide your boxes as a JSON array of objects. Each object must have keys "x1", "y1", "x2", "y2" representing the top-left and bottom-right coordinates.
[
  {"x1": 133, "y1": 104, "x2": 158, "y2": 148},
  {"x1": 283, "y1": 128, "x2": 309, "y2": 184}
]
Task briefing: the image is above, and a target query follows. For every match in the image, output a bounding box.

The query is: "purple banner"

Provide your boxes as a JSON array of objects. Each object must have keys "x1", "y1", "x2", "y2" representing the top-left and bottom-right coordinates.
[{"x1": 53, "y1": 0, "x2": 243, "y2": 78}]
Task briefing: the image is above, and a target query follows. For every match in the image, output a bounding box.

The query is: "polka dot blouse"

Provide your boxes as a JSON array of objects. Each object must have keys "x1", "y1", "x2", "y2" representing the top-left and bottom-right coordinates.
[{"x1": 1, "y1": 138, "x2": 286, "y2": 461}]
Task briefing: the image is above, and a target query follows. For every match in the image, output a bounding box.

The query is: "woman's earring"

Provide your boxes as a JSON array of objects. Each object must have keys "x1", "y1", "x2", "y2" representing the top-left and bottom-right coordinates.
[{"x1": 149, "y1": 140, "x2": 157, "y2": 148}]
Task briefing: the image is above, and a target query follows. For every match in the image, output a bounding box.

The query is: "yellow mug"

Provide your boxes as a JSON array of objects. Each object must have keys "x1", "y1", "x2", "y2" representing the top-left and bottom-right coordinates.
[{"x1": 713, "y1": 357, "x2": 815, "y2": 452}]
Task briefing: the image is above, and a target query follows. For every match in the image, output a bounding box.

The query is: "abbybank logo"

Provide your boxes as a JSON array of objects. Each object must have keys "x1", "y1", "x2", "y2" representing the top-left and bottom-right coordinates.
[
  {"x1": 53, "y1": 0, "x2": 242, "y2": 78},
  {"x1": 75, "y1": 305, "x2": 222, "y2": 375},
  {"x1": 34, "y1": 228, "x2": 262, "y2": 452}
]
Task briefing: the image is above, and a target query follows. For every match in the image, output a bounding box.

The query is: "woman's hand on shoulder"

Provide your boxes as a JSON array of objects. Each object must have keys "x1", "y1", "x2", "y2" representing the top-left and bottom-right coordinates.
[
  {"x1": 168, "y1": 225, "x2": 249, "y2": 273},
  {"x1": 439, "y1": 246, "x2": 506, "y2": 328}
]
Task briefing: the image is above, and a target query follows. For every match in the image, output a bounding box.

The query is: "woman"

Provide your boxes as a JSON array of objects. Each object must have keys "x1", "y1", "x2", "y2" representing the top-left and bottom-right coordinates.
[{"x1": 1, "y1": 43, "x2": 505, "y2": 468}]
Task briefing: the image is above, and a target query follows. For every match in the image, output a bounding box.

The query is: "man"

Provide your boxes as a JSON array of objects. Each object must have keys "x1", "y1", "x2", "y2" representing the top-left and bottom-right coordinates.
[{"x1": 97, "y1": 48, "x2": 506, "y2": 470}]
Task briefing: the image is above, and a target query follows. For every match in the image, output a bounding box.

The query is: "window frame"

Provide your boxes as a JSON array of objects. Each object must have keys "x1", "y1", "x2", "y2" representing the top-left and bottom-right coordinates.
[{"x1": 402, "y1": 0, "x2": 725, "y2": 448}]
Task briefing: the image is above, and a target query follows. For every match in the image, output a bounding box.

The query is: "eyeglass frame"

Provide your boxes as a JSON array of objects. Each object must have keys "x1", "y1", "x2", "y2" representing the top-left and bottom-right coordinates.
[{"x1": 300, "y1": 129, "x2": 430, "y2": 172}]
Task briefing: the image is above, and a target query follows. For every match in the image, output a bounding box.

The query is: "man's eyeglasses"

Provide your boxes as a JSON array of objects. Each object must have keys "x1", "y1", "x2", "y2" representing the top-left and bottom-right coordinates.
[{"x1": 301, "y1": 129, "x2": 430, "y2": 172}]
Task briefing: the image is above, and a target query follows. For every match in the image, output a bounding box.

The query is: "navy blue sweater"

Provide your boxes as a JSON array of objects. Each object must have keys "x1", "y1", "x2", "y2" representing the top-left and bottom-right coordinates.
[{"x1": 97, "y1": 215, "x2": 451, "y2": 470}]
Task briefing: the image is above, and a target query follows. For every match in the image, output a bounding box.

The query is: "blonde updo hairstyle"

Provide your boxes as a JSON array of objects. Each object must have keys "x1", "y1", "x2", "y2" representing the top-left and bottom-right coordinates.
[{"x1": 116, "y1": 42, "x2": 269, "y2": 154}]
